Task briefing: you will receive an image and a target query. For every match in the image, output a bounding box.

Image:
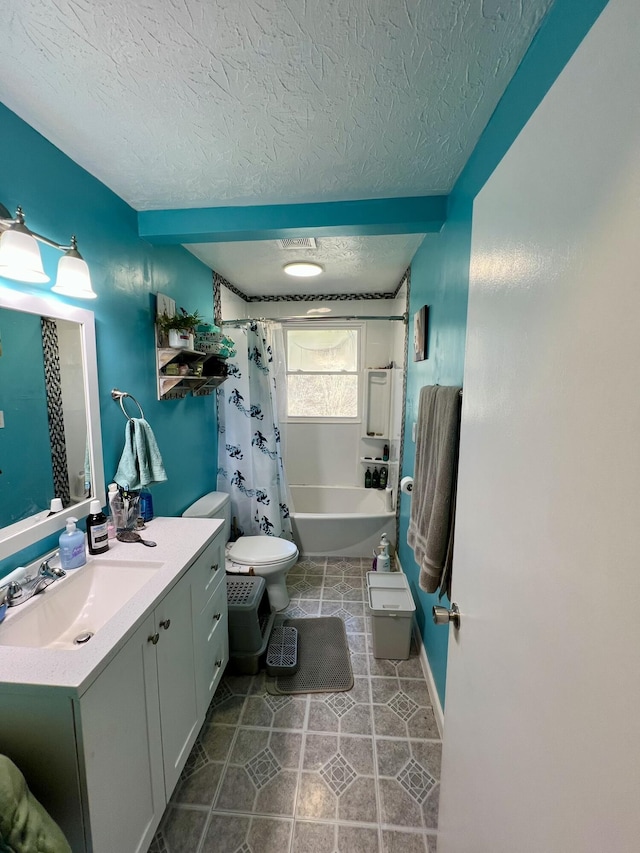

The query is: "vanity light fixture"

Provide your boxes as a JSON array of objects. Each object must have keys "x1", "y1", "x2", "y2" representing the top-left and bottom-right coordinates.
[
  {"x1": 0, "y1": 202, "x2": 96, "y2": 299},
  {"x1": 283, "y1": 261, "x2": 324, "y2": 277}
]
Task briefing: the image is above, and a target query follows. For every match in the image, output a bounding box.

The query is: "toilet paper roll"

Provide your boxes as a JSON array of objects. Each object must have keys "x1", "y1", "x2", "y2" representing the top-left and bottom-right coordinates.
[{"x1": 400, "y1": 476, "x2": 414, "y2": 495}]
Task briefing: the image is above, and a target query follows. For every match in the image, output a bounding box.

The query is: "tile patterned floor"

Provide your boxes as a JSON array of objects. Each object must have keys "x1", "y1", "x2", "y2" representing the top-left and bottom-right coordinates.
[{"x1": 147, "y1": 557, "x2": 440, "y2": 853}]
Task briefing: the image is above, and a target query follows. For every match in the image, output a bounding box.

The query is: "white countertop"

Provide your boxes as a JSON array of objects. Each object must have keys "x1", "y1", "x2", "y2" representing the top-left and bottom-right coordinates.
[{"x1": 0, "y1": 517, "x2": 224, "y2": 697}]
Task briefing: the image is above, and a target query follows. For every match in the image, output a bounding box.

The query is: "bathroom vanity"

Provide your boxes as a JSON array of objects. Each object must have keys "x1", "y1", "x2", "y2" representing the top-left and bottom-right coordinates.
[{"x1": 0, "y1": 518, "x2": 228, "y2": 853}]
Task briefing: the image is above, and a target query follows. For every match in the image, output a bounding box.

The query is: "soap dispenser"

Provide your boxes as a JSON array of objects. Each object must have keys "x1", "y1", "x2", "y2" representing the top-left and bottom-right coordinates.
[
  {"x1": 376, "y1": 535, "x2": 391, "y2": 573},
  {"x1": 59, "y1": 517, "x2": 87, "y2": 570}
]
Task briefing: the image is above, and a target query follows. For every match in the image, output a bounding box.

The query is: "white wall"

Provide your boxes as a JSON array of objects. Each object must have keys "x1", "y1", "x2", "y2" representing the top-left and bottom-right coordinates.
[
  {"x1": 57, "y1": 319, "x2": 88, "y2": 500},
  {"x1": 252, "y1": 296, "x2": 407, "y2": 487},
  {"x1": 222, "y1": 289, "x2": 408, "y2": 488},
  {"x1": 220, "y1": 286, "x2": 248, "y2": 321}
]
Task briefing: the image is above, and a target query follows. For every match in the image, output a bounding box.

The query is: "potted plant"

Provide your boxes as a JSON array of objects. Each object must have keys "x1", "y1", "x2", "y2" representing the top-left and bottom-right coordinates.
[{"x1": 156, "y1": 308, "x2": 202, "y2": 349}]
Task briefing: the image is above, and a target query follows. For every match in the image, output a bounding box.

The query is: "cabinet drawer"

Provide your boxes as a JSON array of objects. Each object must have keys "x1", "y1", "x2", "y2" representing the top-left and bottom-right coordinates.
[
  {"x1": 194, "y1": 582, "x2": 229, "y2": 719},
  {"x1": 190, "y1": 535, "x2": 225, "y2": 614}
]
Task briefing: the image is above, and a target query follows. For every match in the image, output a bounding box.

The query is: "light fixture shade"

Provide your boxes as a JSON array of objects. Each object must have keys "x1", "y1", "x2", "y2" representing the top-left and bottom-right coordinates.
[
  {"x1": 0, "y1": 227, "x2": 49, "y2": 283},
  {"x1": 283, "y1": 261, "x2": 324, "y2": 277},
  {"x1": 52, "y1": 251, "x2": 96, "y2": 299}
]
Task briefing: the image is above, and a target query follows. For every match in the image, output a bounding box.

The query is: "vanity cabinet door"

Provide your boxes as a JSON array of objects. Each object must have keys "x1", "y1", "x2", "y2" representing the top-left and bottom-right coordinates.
[
  {"x1": 79, "y1": 613, "x2": 165, "y2": 853},
  {"x1": 155, "y1": 571, "x2": 200, "y2": 798}
]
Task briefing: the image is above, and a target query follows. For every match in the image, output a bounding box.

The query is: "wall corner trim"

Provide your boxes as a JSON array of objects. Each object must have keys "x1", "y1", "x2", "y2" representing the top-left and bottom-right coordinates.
[
  {"x1": 412, "y1": 617, "x2": 445, "y2": 739},
  {"x1": 396, "y1": 554, "x2": 445, "y2": 738}
]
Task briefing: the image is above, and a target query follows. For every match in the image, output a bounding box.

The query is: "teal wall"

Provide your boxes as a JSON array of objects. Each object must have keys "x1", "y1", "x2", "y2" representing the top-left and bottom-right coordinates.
[
  {"x1": 398, "y1": 195, "x2": 472, "y2": 705},
  {"x1": 0, "y1": 103, "x2": 218, "y2": 577},
  {"x1": 398, "y1": 0, "x2": 611, "y2": 707}
]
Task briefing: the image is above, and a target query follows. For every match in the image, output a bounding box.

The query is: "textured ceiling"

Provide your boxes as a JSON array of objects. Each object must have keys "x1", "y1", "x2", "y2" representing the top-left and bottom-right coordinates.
[
  {"x1": 189, "y1": 234, "x2": 425, "y2": 296},
  {"x1": 0, "y1": 0, "x2": 553, "y2": 211}
]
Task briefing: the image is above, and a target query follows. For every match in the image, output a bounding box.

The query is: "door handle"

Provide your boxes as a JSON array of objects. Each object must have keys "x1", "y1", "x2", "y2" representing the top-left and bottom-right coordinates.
[
  {"x1": 432, "y1": 603, "x2": 461, "y2": 629},
  {"x1": 159, "y1": 619, "x2": 171, "y2": 630}
]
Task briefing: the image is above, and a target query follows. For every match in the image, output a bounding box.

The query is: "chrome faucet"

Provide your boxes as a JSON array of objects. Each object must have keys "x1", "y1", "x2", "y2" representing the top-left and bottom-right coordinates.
[
  {"x1": 39, "y1": 559, "x2": 65, "y2": 580},
  {"x1": 4, "y1": 559, "x2": 66, "y2": 607}
]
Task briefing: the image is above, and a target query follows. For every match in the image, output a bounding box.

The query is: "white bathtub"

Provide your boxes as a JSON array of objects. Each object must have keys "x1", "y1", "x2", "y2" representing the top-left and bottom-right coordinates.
[{"x1": 289, "y1": 485, "x2": 395, "y2": 558}]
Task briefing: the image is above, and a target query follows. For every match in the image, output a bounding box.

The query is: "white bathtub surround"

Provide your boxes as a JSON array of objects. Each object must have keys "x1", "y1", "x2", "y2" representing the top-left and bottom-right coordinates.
[{"x1": 290, "y1": 485, "x2": 395, "y2": 558}]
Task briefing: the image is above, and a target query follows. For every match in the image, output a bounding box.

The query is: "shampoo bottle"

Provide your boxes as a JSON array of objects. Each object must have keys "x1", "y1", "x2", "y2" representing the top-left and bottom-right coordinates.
[
  {"x1": 372, "y1": 467, "x2": 380, "y2": 489},
  {"x1": 377, "y1": 537, "x2": 391, "y2": 572},
  {"x1": 379, "y1": 466, "x2": 388, "y2": 489},
  {"x1": 59, "y1": 517, "x2": 87, "y2": 570},
  {"x1": 87, "y1": 499, "x2": 109, "y2": 555},
  {"x1": 364, "y1": 468, "x2": 372, "y2": 488}
]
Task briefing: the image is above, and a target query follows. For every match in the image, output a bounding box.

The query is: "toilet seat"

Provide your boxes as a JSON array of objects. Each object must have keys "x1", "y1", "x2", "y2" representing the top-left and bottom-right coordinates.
[{"x1": 227, "y1": 535, "x2": 298, "y2": 569}]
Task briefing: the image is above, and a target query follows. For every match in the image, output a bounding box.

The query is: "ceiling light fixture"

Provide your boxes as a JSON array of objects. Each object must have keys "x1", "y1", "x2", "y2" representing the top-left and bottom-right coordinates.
[
  {"x1": 283, "y1": 261, "x2": 323, "y2": 278},
  {"x1": 0, "y1": 203, "x2": 96, "y2": 299}
]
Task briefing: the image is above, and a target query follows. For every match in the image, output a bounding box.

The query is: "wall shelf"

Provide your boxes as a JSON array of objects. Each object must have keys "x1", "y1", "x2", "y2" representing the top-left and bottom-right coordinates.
[
  {"x1": 363, "y1": 368, "x2": 392, "y2": 438},
  {"x1": 156, "y1": 328, "x2": 228, "y2": 400}
]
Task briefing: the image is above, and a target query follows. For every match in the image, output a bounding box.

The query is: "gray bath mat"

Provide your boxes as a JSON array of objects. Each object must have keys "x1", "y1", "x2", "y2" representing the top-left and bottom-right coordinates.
[{"x1": 268, "y1": 617, "x2": 354, "y2": 695}]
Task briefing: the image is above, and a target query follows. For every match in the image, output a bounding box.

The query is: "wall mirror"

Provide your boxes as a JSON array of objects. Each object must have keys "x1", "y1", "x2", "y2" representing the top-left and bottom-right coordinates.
[{"x1": 0, "y1": 286, "x2": 104, "y2": 560}]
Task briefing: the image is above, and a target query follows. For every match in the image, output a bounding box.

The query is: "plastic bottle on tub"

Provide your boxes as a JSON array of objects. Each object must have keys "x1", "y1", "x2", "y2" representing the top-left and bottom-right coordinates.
[{"x1": 376, "y1": 534, "x2": 391, "y2": 572}]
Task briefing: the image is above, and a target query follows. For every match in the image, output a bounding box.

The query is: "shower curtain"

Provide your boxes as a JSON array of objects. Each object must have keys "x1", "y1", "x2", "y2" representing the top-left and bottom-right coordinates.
[{"x1": 217, "y1": 321, "x2": 293, "y2": 541}]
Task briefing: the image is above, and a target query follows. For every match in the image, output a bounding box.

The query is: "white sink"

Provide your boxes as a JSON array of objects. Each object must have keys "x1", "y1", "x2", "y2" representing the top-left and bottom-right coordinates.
[{"x1": 0, "y1": 559, "x2": 164, "y2": 650}]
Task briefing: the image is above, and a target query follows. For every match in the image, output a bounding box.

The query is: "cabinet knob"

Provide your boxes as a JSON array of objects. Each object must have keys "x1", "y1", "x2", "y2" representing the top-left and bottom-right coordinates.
[
  {"x1": 215, "y1": 659, "x2": 223, "y2": 667},
  {"x1": 211, "y1": 562, "x2": 219, "y2": 572},
  {"x1": 148, "y1": 633, "x2": 160, "y2": 645},
  {"x1": 213, "y1": 612, "x2": 222, "y2": 622},
  {"x1": 159, "y1": 619, "x2": 171, "y2": 630}
]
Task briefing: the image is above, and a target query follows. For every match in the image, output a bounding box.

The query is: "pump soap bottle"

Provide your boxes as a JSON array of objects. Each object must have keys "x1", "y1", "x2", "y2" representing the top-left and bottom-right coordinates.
[
  {"x1": 376, "y1": 535, "x2": 391, "y2": 572},
  {"x1": 59, "y1": 517, "x2": 87, "y2": 570}
]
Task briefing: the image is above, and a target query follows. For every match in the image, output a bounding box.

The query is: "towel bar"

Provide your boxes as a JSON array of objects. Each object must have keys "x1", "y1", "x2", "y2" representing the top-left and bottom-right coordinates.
[{"x1": 111, "y1": 388, "x2": 145, "y2": 421}]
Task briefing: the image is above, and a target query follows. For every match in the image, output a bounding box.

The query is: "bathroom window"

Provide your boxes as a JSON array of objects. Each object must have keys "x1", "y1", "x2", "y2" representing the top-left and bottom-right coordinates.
[{"x1": 285, "y1": 325, "x2": 360, "y2": 419}]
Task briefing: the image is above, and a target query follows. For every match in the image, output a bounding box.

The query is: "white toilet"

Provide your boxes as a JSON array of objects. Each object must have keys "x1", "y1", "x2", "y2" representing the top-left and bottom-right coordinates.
[{"x1": 182, "y1": 491, "x2": 299, "y2": 611}]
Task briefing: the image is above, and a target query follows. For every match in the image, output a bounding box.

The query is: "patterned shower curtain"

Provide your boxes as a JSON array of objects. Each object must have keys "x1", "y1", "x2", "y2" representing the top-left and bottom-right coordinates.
[{"x1": 216, "y1": 321, "x2": 293, "y2": 541}]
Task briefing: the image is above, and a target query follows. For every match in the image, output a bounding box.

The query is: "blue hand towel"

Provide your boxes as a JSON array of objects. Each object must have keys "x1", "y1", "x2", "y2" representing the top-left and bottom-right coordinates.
[{"x1": 114, "y1": 418, "x2": 167, "y2": 490}]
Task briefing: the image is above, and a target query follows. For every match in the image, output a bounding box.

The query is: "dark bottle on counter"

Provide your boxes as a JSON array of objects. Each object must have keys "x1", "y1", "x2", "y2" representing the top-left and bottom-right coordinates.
[
  {"x1": 87, "y1": 499, "x2": 109, "y2": 555},
  {"x1": 364, "y1": 467, "x2": 372, "y2": 488},
  {"x1": 379, "y1": 466, "x2": 388, "y2": 489},
  {"x1": 372, "y1": 467, "x2": 380, "y2": 489}
]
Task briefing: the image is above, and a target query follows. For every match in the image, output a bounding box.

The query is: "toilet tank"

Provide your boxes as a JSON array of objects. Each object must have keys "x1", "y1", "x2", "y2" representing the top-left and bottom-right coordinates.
[{"x1": 182, "y1": 491, "x2": 231, "y2": 540}]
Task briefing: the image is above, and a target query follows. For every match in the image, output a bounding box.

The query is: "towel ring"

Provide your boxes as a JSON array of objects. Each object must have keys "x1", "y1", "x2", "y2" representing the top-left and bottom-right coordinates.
[{"x1": 111, "y1": 388, "x2": 145, "y2": 421}]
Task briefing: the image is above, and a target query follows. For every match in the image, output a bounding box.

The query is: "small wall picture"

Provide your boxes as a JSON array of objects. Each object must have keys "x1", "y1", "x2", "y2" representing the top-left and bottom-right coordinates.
[{"x1": 414, "y1": 305, "x2": 429, "y2": 361}]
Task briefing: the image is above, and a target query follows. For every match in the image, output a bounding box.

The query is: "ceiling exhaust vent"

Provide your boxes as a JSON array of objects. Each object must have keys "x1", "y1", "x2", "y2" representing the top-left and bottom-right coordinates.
[{"x1": 277, "y1": 237, "x2": 317, "y2": 250}]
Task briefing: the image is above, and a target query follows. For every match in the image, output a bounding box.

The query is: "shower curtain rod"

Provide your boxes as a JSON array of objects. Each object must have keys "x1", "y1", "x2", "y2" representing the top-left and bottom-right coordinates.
[{"x1": 222, "y1": 314, "x2": 407, "y2": 324}]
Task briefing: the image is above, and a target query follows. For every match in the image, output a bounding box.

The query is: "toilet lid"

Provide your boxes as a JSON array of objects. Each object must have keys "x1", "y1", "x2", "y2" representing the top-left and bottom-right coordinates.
[{"x1": 228, "y1": 535, "x2": 298, "y2": 566}]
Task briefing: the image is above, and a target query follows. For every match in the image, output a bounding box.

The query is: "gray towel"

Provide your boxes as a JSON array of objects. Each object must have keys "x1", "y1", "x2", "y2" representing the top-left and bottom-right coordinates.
[
  {"x1": 114, "y1": 418, "x2": 167, "y2": 490},
  {"x1": 407, "y1": 385, "x2": 462, "y2": 597}
]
